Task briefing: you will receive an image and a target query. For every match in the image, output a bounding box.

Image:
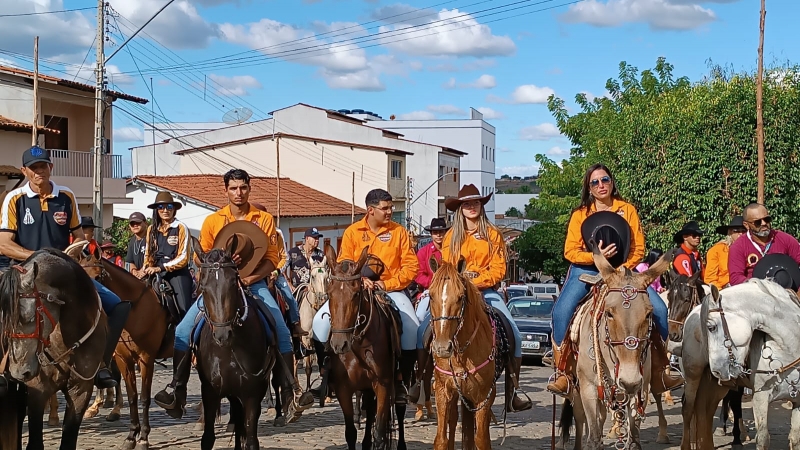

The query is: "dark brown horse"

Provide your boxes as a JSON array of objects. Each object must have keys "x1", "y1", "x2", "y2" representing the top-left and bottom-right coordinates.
[
  {"x1": 0, "y1": 249, "x2": 107, "y2": 450},
  {"x1": 192, "y1": 236, "x2": 290, "y2": 450},
  {"x1": 324, "y1": 245, "x2": 413, "y2": 450},
  {"x1": 66, "y1": 242, "x2": 173, "y2": 450}
]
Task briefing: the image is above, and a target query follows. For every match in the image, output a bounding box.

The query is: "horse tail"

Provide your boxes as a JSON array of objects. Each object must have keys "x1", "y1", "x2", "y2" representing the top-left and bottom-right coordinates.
[
  {"x1": 558, "y1": 399, "x2": 574, "y2": 444},
  {"x1": 0, "y1": 265, "x2": 22, "y2": 335},
  {"x1": 0, "y1": 382, "x2": 23, "y2": 450}
]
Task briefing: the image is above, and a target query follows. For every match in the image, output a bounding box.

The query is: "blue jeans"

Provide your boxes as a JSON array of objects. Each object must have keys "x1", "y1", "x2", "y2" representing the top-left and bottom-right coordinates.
[
  {"x1": 551, "y1": 264, "x2": 669, "y2": 347},
  {"x1": 94, "y1": 279, "x2": 121, "y2": 313},
  {"x1": 416, "y1": 289, "x2": 522, "y2": 358},
  {"x1": 275, "y1": 274, "x2": 300, "y2": 324},
  {"x1": 174, "y1": 279, "x2": 293, "y2": 354}
]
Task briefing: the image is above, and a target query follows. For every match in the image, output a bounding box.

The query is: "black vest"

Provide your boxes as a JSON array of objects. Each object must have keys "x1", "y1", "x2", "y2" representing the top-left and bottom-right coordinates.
[
  {"x1": 674, "y1": 246, "x2": 703, "y2": 275},
  {"x1": 151, "y1": 224, "x2": 183, "y2": 268}
]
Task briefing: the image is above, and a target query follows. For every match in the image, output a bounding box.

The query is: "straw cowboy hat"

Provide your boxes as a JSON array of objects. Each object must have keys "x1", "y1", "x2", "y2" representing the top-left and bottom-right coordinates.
[
  {"x1": 673, "y1": 221, "x2": 704, "y2": 245},
  {"x1": 444, "y1": 184, "x2": 493, "y2": 212},
  {"x1": 752, "y1": 254, "x2": 800, "y2": 291},
  {"x1": 580, "y1": 210, "x2": 632, "y2": 269},
  {"x1": 147, "y1": 191, "x2": 183, "y2": 210},
  {"x1": 212, "y1": 221, "x2": 268, "y2": 278},
  {"x1": 715, "y1": 216, "x2": 745, "y2": 235}
]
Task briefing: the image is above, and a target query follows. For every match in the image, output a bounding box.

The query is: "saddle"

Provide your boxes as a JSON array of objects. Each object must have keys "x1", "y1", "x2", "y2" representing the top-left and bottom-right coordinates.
[
  {"x1": 148, "y1": 274, "x2": 182, "y2": 325},
  {"x1": 190, "y1": 289, "x2": 274, "y2": 350},
  {"x1": 372, "y1": 291, "x2": 403, "y2": 361}
]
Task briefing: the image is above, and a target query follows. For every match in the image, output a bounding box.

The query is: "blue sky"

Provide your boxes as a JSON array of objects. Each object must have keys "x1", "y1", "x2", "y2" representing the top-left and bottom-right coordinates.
[{"x1": 2, "y1": 0, "x2": 799, "y2": 177}]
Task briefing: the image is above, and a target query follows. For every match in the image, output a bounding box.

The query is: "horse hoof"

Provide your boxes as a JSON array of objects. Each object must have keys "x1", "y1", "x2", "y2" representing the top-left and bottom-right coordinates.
[
  {"x1": 134, "y1": 442, "x2": 149, "y2": 450},
  {"x1": 84, "y1": 408, "x2": 99, "y2": 419},
  {"x1": 121, "y1": 439, "x2": 136, "y2": 450},
  {"x1": 414, "y1": 410, "x2": 424, "y2": 422},
  {"x1": 273, "y1": 416, "x2": 286, "y2": 427},
  {"x1": 47, "y1": 418, "x2": 60, "y2": 427},
  {"x1": 656, "y1": 435, "x2": 670, "y2": 444},
  {"x1": 104, "y1": 400, "x2": 115, "y2": 409},
  {"x1": 226, "y1": 423, "x2": 235, "y2": 433},
  {"x1": 714, "y1": 428, "x2": 727, "y2": 437},
  {"x1": 106, "y1": 412, "x2": 121, "y2": 422},
  {"x1": 194, "y1": 422, "x2": 204, "y2": 432}
]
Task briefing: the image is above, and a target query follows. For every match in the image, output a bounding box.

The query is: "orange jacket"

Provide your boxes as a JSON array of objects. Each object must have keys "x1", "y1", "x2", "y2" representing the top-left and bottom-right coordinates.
[
  {"x1": 704, "y1": 240, "x2": 729, "y2": 289},
  {"x1": 564, "y1": 199, "x2": 645, "y2": 270},
  {"x1": 441, "y1": 226, "x2": 506, "y2": 290},
  {"x1": 338, "y1": 216, "x2": 419, "y2": 292},
  {"x1": 199, "y1": 204, "x2": 281, "y2": 270}
]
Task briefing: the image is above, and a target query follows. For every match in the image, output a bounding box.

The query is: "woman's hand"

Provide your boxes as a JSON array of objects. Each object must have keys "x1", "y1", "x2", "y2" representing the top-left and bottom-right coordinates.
[
  {"x1": 144, "y1": 266, "x2": 162, "y2": 275},
  {"x1": 597, "y1": 240, "x2": 618, "y2": 260}
]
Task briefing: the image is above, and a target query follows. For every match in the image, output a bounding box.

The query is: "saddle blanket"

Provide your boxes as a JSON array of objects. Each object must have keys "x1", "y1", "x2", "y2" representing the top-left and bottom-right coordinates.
[
  {"x1": 569, "y1": 300, "x2": 593, "y2": 344},
  {"x1": 190, "y1": 295, "x2": 272, "y2": 349}
]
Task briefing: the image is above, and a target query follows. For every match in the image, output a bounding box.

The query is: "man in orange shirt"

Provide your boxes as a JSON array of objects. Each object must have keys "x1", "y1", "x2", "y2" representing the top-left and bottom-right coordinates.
[
  {"x1": 312, "y1": 189, "x2": 420, "y2": 404},
  {"x1": 673, "y1": 221, "x2": 705, "y2": 278},
  {"x1": 705, "y1": 216, "x2": 746, "y2": 290}
]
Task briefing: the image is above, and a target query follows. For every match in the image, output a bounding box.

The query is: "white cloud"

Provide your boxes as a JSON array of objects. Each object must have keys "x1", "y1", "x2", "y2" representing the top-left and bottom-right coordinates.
[
  {"x1": 115, "y1": 127, "x2": 144, "y2": 142},
  {"x1": 560, "y1": 0, "x2": 717, "y2": 31},
  {"x1": 444, "y1": 74, "x2": 496, "y2": 89},
  {"x1": 500, "y1": 165, "x2": 539, "y2": 177},
  {"x1": 375, "y1": 8, "x2": 516, "y2": 57},
  {"x1": 427, "y1": 104, "x2": 466, "y2": 116},
  {"x1": 547, "y1": 146, "x2": 569, "y2": 156},
  {"x1": 580, "y1": 90, "x2": 613, "y2": 102},
  {"x1": 322, "y1": 69, "x2": 384, "y2": 91},
  {"x1": 0, "y1": 0, "x2": 94, "y2": 62},
  {"x1": 519, "y1": 123, "x2": 562, "y2": 141},
  {"x1": 207, "y1": 74, "x2": 262, "y2": 96},
  {"x1": 427, "y1": 59, "x2": 496, "y2": 73},
  {"x1": 67, "y1": 64, "x2": 134, "y2": 86},
  {"x1": 398, "y1": 111, "x2": 436, "y2": 120},
  {"x1": 114, "y1": 0, "x2": 219, "y2": 49},
  {"x1": 511, "y1": 85, "x2": 555, "y2": 104},
  {"x1": 309, "y1": 20, "x2": 367, "y2": 36},
  {"x1": 476, "y1": 107, "x2": 504, "y2": 120}
]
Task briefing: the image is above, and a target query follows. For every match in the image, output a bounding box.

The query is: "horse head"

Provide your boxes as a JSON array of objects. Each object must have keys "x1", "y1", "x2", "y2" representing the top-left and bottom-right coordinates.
[
  {"x1": 666, "y1": 271, "x2": 704, "y2": 342},
  {"x1": 701, "y1": 285, "x2": 752, "y2": 381},
  {"x1": 428, "y1": 257, "x2": 476, "y2": 359},
  {"x1": 65, "y1": 239, "x2": 105, "y2": 280},
  {"x1": 308, "y1": 257, "x2": 329, "y2": 309},
  {"x1": 192, "y1": 236, "x2": 242, "y2": 347},
  {"x1": 593, "y1": 246, "x2": 672, "y2": 395},
  {"x1": 325, "y1": 244, "x2": 369, "y2": 355}
]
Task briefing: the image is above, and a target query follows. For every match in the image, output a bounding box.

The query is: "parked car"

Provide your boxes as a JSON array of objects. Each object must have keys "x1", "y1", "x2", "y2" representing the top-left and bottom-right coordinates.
[
  {"x1": 505, "y1": 284, "x2": 532, "y2": 301},
  {"x1": 527, "y1": 283, "x2": 560, "y2": 297},
  {"x1": 507, "y1": 296, "x2": 554, "y2": 362}
]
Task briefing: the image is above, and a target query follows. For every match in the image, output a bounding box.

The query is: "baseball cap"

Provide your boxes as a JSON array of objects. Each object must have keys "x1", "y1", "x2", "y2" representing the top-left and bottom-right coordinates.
[
  {"x1": 128, "y1": 212, "x2": 147, "y2": 223},
  {"x1": 304, "y1": 228, "x2": 323, "y2": 238},
  {"x1": 22, "y1": 145, "x2": 52, "y2": 167}
]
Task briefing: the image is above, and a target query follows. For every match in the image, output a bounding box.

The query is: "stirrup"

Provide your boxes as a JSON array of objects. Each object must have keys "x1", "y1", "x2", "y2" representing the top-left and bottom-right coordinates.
[
  {"x1": 509, "y1": 388, "x2": 533, "y2": 412},
  {"x1": 546, "y1": 371, "x2": 573, "y2": 395}
]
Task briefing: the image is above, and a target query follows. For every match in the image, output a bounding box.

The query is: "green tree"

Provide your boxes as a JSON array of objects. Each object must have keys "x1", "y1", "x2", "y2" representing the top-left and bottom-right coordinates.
[
  {"x1": 505, "y1": 207, "x2": 521, "y2": 217},
  {"x1": 500, "y1": 174, "x2": 511, "y2": 180},
  {"x1": 103, "y1": 218, "x2": 149, "y2": 257},
  {"x1": 518, "y1": 185, "x2": 532, "y2": 194},
  {"x1": 513, "y1": 221, "x2": 569, "y2": 282}
]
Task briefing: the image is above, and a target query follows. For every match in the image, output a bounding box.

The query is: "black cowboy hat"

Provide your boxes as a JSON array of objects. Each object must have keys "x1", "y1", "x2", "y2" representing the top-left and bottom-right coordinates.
[
  {"x1": 147, "y1": 191, "x2": 182, "y2": 210},
  {"x1": 752, "y1": 254, "x2": 800, "y2": 291},
  {"x1": 444, "y1": 184, "x2": 492, "y2": 212},
  {"x1": 212, "y1": 221, "x2": 268, "y2": 279},
  {"x1": 580, "y1": 211, "x2": 631, "y2": 269},
  {"x1": 80, "y1": 216, "x2": 101, "y2": 229},
  {"x1": 424, "y1": 217, "x2": 451, "y2": 233},
  {"x1": 715, "y1": 216, "x2": 745, "y2": 235},
  {"x1": 673, "y1": 221, "x2": 704, "y2": 245}
]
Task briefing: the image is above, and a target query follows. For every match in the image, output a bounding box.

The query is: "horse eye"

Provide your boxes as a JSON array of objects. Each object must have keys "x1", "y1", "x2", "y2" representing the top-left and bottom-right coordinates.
[
  {"x1": 606, "y1": 312, "x2": 614, "y2": 320},
  {"x1": 707, "y1": 324, "x2": 717, "y2": 333}
]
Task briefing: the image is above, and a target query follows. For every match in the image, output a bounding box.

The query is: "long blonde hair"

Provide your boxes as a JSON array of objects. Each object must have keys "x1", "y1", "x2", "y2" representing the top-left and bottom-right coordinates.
[{"x1": 448, "y1": 203, "x2": 504, "y2": 264}]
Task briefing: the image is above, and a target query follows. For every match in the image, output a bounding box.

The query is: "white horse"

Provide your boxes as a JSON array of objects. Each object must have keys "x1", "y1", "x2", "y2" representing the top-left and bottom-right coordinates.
[
  {"x1": 297, "y1": 257, "x2": 329, "y2": 391},
  {"x1": 703, "y1": 278, "x2": 800, "y2": 449}
]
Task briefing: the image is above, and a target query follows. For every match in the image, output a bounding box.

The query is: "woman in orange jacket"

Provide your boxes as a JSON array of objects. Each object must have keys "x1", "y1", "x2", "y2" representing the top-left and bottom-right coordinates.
[{"x1": 705, "y1": 216, "x2": 746, "y2": 290}]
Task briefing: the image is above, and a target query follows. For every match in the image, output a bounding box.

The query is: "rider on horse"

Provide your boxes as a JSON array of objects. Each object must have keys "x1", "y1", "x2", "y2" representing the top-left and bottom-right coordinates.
[
  {"x1": 154, "y1": 169, "x2": 314, "y2": 421},
  {"x1": 0, "y1": 145, "x2": 130, "y2": 391},
  {"x1": 672, "y1": 221, "x2": 705, "y2": 278},
  {"x1": 704, "y1": 216, "x2": 745, "y2": 290},
  {"x1": 312, "y1": 188, "x2": 420, "y2": 404},
  {"x1": 287, "y1": 228, "x2": 325, "y2": 291},
  {"x1": 547, "y1": 163, "x2": 682, "y2": 396}
]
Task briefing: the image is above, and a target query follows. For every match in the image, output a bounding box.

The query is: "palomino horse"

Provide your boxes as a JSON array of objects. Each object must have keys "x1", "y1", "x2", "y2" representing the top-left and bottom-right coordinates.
[
  {"x1": 428, "y1": 259, "x2": 510, "y2": 450},
  {"x1": 704, "y1": 279, "x2": 800, "y2": 450},
  {"x1": 0, "y1": 249, "x2": 107, "y2": 450},
  {"x1": 559, "y1": 248, "x2": 671, "y2": 450},
  {"x1": 65, "y1": 241, "x2": 173, "y2": 450},
  {"x1": 297, "y1": 257, "x2": 328, "y2": 392},
  {"x1": 192, "y1": 236, "x2": 290, "y2": 450},
  {"x1": 324, "y1": 245, "x2": 413, "y2": 450}
]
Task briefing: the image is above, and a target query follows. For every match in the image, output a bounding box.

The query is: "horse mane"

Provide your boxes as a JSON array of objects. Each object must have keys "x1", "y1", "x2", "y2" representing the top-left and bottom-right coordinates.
[
  {"x1": 747, "y1": 278, "x2": 800, "y2": 307},
  {"x1": 0, "y1": 265, "x2": 22, "y2": 334}
]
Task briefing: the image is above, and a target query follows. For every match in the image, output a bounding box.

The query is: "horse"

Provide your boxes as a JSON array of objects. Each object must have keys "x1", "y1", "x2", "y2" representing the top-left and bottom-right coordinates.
[
  {"x1": 703, "y1": 278, "x2": 800, "y2": 449},
  {"x1": 557, "y1": 247, "x2": 671, "y2": 450},
  {"x1": 0, "y1": 249, "x2": 107, "y2": 450},
  {"x1": 64, "y1": 241, "x2": 173, "y2": 450},
  {"x1": 428, "y1": 258, "x2": 512, "y2": 450},
  {"x1": 297, "y1": 257, "x2": 329, "y2": 392},
  {"x1": 324, "y1": 244, "x2": 413, "y2": 450},
  {"x1": 191, "y1": 236, "x2": 291, "y2": 450}
]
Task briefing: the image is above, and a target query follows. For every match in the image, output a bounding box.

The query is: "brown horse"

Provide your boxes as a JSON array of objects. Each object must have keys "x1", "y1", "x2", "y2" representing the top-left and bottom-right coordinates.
[
  {"x1": 0, "y1": 249, "x2": 107, "y2": 450},
  {"x1": 428, "y1": 259, "x2": 502, "y2": 450},
  {"x1": 65, "y1": 241, "x2": 173, "y2": 450},
  {"x1": 324, "y1": 244, "x2": 413, "y2": 450}
]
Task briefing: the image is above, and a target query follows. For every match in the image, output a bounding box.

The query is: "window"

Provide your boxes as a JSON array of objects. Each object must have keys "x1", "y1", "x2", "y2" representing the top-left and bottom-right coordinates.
[
  {"x1": 44, "y1": 115, "x2": 68, "y2": 150},
  {"x1": 453, "y1": 168, "x2": 458, "y2": 182},
  {"x1": 391, "y1": 160, "x2": 402, "y2": 179}
]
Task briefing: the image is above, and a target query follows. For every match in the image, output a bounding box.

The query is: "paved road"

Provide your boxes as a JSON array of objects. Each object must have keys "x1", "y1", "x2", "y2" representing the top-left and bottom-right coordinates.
[{"x1": 31, "y1": 362, "x2": 792, "y2": 449}]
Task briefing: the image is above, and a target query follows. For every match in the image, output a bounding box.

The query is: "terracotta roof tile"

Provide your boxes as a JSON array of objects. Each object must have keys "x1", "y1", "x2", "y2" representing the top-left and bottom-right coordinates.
[
  {"x1": 0, "y1": 165, "x2": 22, "y2": 177},
  {"x1": 0, "y1": 115, "x2": 60, "y2": 135},
  {"x1": 132, "y1": 175, "x2": 367, "y2": 218}
]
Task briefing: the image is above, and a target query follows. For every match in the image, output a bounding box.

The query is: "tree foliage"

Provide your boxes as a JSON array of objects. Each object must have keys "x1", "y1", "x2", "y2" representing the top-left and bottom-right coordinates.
[
  {"x1": 513, "y1": 222, "x2": 569, "y2": 283},
  {"x1": 102, "y1": 218, "x2": 149, "y2": 257}
]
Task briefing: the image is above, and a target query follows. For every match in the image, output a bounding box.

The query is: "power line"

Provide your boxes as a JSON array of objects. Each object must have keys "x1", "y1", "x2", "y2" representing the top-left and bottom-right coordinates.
[{"x1": 0, "y1": 7, "x2": 94, "y2": 18}]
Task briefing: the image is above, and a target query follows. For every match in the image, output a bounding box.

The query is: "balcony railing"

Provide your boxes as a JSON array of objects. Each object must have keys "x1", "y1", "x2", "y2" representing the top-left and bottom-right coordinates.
[{"x1": 49, "y1": 149, "x2": 123, "y2": 179}]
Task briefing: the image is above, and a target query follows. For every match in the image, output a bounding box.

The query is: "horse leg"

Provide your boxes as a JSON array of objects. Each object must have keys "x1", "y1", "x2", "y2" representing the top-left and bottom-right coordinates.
[
  {"x1": 119, "y1": 357, "x2": 141, "y2": 450},
  {"x1": 107, "y1": 383, "x2": 123, "y2": 422},
  {"x1": 25, "y1": 388, "x2": 48, "y2": 450},
  {"x1": 730, "y1": 389, "x2": 744, "y2": 447},
  {"x1": 680, "y1": 375, "x2": 700, "y2": 450},
  {"x1": 48, "y1": 393, "x2": 60, "y2": 427},
  {"x1": 395, "y1": 394, "x2": 408, "y2": 450},
  {"x1": 579, "y1": 383, "x2": 604, "y2": 450},
  {"x1": 433, "y1": 377, "x2": 456, "y2": 450},
  {"x1": 652, "y1": 393, "x2": 670, "y2": 444},
  {"x1": 195, "y1": 400, "x2": 205, "y2": 432},
  {"x1": 137, "y1": 358, "x2": 156, "y2": 450},
  {"x1": 474, "y1": 388, "x2": 496, "y2": 450},
  {"x1": 573, "y1": 398, "x2": 587, "y2": 450},
  {"x1": 423, "y1": 357, "x2": 435, "y2": 420},
  {"x1": 789, "y1": 403, "x2": 800, "y2": 450},
  {"x1": 84, "y1": 387, "x2": 103, "y2": 419},
  {"x1": 272, "y1": 374, "x2": 283, "y2": 427},
  {"x1": 228, "y1": 399, "x2": 244, "y2": 450},
  {"x1": 695, "y1": 385, "x2": 721, "y2": 450},
  {"x1": 664, "y1": 390, "x2": 675, "y2": 407},
  {"x1": 244, "y1": 395, "x2": 262, "y2": 450},
  {"x1": 461, "y1": 402, "x2": 476, "y2": 450},
  {"x1": 338, "y1": 386, "x2": 358, "y2": 450},
  {"x1": 373, "y1": 383, "x2": 392, "y2": 450},
  {"x1": 60, "y1": 387, "x2": 93, "y2": 450},
  {"x1": 362, "y1": 392, "x2": 376, "y2": 450},
  {"x1": 304, "y1": 353, "x2": 313, "y2": 392},
  {"x1": 752, "y1": 390, "x2": 770, "y2": 450},
  {"x1": 200, "y1": 385, "x2": 220, "y2": 450},
  {"x1": 103, "y1": 387, "x2": 115, "y2": 408}
]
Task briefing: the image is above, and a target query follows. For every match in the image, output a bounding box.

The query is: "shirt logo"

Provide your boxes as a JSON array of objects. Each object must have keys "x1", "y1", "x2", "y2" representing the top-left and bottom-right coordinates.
[
  {"x1": 270, "y1": 234, "x2": 277, "y2": 245},
  {"x1": 378, "y1": 232, "x2": 392, "y2": 243},
  {"x1": 22, "y1": 208, "x2": 34, "y2": 225},
  {"x1": 53, "y1": 211, "x2": 67, "y2": 226},
  {"x1": 167, "y1": 236, "x2": 179, "y2": 246},
  {"x1": 747, "y1": 253, "x2": 760, "y2": 267}
]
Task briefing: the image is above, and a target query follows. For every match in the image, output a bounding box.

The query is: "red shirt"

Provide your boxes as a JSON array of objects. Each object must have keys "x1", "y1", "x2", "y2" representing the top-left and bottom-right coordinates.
[
  {"x1": 728, "y1": 230, "x2": 800, "y2": 285},
  {"x1": 673, "y1": 243, "x2": 704, "y2": 278},
  {"x1": 415, "y1": 242, "x2": 442, "y2": 290}
]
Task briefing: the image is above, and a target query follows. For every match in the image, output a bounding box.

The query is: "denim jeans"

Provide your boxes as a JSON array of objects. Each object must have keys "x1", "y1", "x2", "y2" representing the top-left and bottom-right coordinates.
[
  {"x1": 551, "y1": 264, "x2": 669, "y2": 347},
  {"x1": 275, "y1": 274, "x2": 300, "y2": 324},
  {"x1": 93, "y1": 279, "x2": 121, "y2": 314},
  {"x1": 416, "y1": 289, "x2": 522, "y2": 358},
  {"x1": 174, "y1": 279, "x2": 293, "y2": 354}
]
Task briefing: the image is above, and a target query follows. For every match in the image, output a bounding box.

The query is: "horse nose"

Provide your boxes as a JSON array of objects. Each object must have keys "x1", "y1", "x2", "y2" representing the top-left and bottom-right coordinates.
[
  {"x1": 213, "y1": 327, "x2": 232, "y2": 345},
  {"x1": 432, "y1": 340, "x2": 453, "y2": 358},
  {"x1": 330, "y1": 336, "x2": 350, "y2": 355}
]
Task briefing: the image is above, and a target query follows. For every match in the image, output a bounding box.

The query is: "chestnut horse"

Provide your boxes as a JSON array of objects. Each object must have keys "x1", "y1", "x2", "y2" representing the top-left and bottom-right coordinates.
[
  {"x1": 65, "y1": 241, "x2": 173, "y2": 450},
  {"x1": 324, "y1": 245, "x2": 413, "y2": 450}
]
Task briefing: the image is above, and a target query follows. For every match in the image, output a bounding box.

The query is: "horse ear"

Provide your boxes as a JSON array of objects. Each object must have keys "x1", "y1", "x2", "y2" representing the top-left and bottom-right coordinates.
[
  {"x1": 429, "y1": 257, "x2": 439, "y2": 274},
  {"x1": 456, "y1": 256, "x2": 466, "y2": 274},
  {"x1": 640, "y1": 249, "x2": 675, "y2": 287},
  {"x1": 689, "y1": 270, "x2": 701, "y2": 284},
  {"x1": 324, "y1": 244, "x2": 337, "y2": 272},
  {"x1": 354, "y1": 246, "x2": 370, "y2": 274},
  {"x1": 224, "y1": 233, "x2": 239, "y2": 258},
  {"x1": 590, "y1": 241, "x2": 616, "y2": 279},
  {"x1": 191, "y1": 236, "x2": 204, "y2": 261},
  {"x1": 92, "y1": 244, "x2": 101, "y2": 260}
]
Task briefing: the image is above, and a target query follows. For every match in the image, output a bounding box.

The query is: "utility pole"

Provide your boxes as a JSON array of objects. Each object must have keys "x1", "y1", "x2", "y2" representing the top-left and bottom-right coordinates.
[
  {"x1": 92, "y1": 0, "x2": 106, "y2": 228},
  {"x1": 31, "y1": 36, "x2": 39, "y2": 147},
  {"x1": 406, "y1": 176, "x2": 413, "y2": 232},
  {"x1": 276, "y1": 136, "x2": 281, "y2": 228},
  {"x1": 756, "y1": 0, "x2": 766, "y2": 204}
]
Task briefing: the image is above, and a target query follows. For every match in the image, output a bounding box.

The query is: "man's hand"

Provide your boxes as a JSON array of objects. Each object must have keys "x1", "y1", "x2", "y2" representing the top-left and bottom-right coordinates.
[
  {"x1": 362, "y1": 277, "x2": 375, "y2": 290},
  {"x1": 241, "y1": 275, "x2": 259, "y2": 286},
  {"x1": 269, "y1": 270, "x2": 279, "y2": 282},
  {"x1": 375, "y1": 280, "x2": 386, "y2": 291},
  {"x1": 232, "y1": 254, "x2": 242, "y2": 266}
]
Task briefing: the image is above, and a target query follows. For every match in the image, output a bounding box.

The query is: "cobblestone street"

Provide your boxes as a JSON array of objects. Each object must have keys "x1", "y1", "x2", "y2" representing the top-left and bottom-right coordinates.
[{"x1": 31, "y1": 362, "x2": 792, "y2": 449}]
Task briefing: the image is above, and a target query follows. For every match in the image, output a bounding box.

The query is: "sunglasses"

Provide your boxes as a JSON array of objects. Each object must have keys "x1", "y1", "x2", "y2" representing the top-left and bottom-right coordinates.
[
  {"x1": 590, "y1": 176, "x2": 612, "y2": 187},
  {"x1": 156, "y1": 204, "x2": 174, "y2": 211},
  {"x1": 129, "y1": 221, "x2": 143, "y2": 226},
  {"x1": 748, "y1": 216, "x2": 772, "y2": 228}
]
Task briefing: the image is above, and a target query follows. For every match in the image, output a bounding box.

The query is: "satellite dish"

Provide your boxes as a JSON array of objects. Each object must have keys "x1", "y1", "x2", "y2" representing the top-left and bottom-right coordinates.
[{"x1": 222, "y1": 107, "x2": 253, "y2": 125}]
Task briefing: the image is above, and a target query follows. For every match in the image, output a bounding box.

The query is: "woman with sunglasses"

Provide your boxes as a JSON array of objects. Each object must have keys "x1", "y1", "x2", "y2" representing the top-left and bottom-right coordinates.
[
  {"x1": 547, "y1": 163, "x2": 680, "y2": 396},
  {"x1": 142, "y1": 191, "x2": 194, "y2": 319}
]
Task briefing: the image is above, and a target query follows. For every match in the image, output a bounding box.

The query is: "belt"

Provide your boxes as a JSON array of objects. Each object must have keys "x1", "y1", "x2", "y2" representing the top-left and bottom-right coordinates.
[{"x1": 463, "y1": 271, "x2": 479, "y2": 279}]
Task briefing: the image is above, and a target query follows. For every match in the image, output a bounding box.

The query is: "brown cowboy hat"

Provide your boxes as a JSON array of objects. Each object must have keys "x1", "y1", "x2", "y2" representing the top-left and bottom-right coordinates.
[
  {"x1": 212, "y1": 221, "x2": 268, "y2": 278},
  {"x1": 147, "y1": 191, "x2": 182, "y2": 210},
  {"x1": 444, "y1": 184, "x2": 492, "y2": 212},
  {"x1": 99, "y1": 241, "x2": 115, "y2": 249}
]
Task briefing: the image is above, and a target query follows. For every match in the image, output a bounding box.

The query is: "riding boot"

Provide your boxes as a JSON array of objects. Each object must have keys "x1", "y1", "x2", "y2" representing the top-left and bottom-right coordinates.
[
  {"x1": 546, "y1": 342, "x2": 574, "y2": 397},
  {"x1": 282, "y1": 352, "x2": 314, "y2": 424},
  {"x1": 651, "y1": 337, "x2": 684, "y2": 395},
  {"x1": 95, "y1": 301, "x2": 131, "y2": 389},
  {"x1": 154, "y1": 348, "x2": 192, "y2": 419},
  {"x1": 507, "y1": 356, "x2": 532, "y2": 412},
  {"x1": 407, "y1": 347, "x2": 429, "y2": 404},
  {"x1": 395, "y1": 350, "x2": 416, "y2": 405}
]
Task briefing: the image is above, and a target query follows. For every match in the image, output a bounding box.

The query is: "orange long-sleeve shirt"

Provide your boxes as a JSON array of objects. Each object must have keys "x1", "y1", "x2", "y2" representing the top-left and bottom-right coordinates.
[
  {"x1": 338, "y1": 216, "x2": 419, "y2": 292},
  {"x1": 563, "y1": 199, "x2": 645, "y2": 270},
  {"x1": 704, "y1": 240, "x2": 729, "y2": 289},
  {"x1": 441, "y1": 226, "x2": 506, "y2": 290},
  {"x1": 199, "y1": 204, "x2": 281, "y2": 270}
]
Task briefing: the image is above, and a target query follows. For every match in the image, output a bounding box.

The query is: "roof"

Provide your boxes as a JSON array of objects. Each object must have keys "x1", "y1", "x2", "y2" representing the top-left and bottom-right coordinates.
[
  {"x1": 0, "y1": 165, "x2": 22, "y2": 177},
  {"x1": 0, "y1": 115, "x2": 60, "y2": 135},
  {"x1": 130, "y1": 175, "x2": 367, "y2": 218},
  {"x1": 0, "y1": 65, "x2": 149, "y2": 105}
]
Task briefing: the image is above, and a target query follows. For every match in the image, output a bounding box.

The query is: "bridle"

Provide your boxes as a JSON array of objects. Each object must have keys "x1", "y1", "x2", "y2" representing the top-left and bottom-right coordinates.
[
  {"x1": 667, "y1": 281, "x2": 702, "y2": 336},
  {"x1": 430, "y1": 276, "x2": 479, "y2": 355},
  {"x1": 328, "y1": 272, "x2": 372, "y2": 343},
  {"x1": 197, "y1": 260, "x2": 249, "y2": 329}
]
